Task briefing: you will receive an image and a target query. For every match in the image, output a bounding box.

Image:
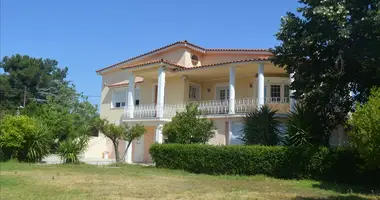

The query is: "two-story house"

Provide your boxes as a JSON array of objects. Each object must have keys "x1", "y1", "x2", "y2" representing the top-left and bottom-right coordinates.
[{"x1": 85, "y1": 40, "x2": 297, "y2": 163}]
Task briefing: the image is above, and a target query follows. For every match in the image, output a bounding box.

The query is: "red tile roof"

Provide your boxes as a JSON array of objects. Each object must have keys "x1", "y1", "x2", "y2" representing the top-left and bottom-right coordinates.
[
  {"x1": 96, "y1": 40, "x2": 271, "y2": 73},
  {"x1": 120, "y1": 59, "x2": 186, "y2": 70},
  {"x1": 173, "y1": 58, "x2": 271, "y2": 71},
  {"x1": 117, "y1": 58, "x2": 270, "y2": 72}
]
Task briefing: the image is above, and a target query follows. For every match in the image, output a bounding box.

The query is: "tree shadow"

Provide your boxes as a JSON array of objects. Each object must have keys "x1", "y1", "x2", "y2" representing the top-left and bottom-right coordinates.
[
  {"x1": 312, "y1": 181, "x2": 379, "y2": 196},
  {"x1": 294, "y1": 195, "x2": 372, "y2": 200}
]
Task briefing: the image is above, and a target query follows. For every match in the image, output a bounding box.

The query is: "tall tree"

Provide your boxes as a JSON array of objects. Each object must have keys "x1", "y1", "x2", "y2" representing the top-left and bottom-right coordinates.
[
  {"x1": 0, "y1": 54, "x2": 68, "y2": 110},
  {"x1": 23, "y1": 81, "x2": 99, "y2": 143},
  {"x1": 271, "y1": 0, "x2": 380, "y2": 133}
]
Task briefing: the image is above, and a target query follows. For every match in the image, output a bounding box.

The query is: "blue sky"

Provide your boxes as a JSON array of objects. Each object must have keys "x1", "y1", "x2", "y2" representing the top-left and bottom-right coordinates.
[{"x1": 0, "y1": 0, "x2": 299, "y2": 106}]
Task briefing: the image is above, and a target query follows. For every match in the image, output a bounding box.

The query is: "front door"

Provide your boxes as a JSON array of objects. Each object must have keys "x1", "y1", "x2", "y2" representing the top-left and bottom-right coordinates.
[{"x1": 133, "y1": 135, "x2": 144, "y2": 163}]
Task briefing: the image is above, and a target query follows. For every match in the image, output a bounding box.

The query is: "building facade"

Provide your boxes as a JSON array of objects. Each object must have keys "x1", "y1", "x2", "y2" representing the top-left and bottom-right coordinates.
[{"x1": 86, "y1": 40, "x2": 297, "y2": 163}]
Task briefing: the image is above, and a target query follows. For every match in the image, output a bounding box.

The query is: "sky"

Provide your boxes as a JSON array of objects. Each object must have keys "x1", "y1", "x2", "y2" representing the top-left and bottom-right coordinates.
[{"x1": 0, "y1": 0, "x2": 299, "y2": 106}]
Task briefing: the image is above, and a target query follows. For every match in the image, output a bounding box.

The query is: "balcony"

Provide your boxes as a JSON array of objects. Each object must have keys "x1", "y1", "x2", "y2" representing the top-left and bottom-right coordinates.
[{"x1": 124, "y1": 97, "x2": 290, "y2": 120}]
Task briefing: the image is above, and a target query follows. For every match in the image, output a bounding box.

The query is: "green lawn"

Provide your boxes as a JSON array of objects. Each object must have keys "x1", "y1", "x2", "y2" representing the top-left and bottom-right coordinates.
[{"x1": 0, "y1": 162, "x2": 378, "y2": 200}]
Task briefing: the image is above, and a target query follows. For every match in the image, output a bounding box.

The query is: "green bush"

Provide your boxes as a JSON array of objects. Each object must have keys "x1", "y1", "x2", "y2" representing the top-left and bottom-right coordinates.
[
  {"x1": 150, "y1": 144, "x2": 379, "y2": 184},
  {"x1": 242, "y1": 105, "x2": 280, "y2": 145},
  {"x1": 285, "y1": 104, "x2": 329, "y2": 147},
  {"x1": 57, "y1": 135, "x2": 89, "y2": 163},
  {"x1": 0, "y1": 115, "x2": 52, "y2": 162},
  {"x1": 163, "y1": 104, "x2": 215, "y2": 144},
  {"x1": 348, "y1": 87, "x2": 380, "y2": 170}
]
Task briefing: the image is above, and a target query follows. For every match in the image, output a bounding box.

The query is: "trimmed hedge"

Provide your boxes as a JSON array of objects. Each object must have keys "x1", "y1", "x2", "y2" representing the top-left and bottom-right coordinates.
[{"x1": 150, "y1": 144, "x2": 380, "y2": 184}]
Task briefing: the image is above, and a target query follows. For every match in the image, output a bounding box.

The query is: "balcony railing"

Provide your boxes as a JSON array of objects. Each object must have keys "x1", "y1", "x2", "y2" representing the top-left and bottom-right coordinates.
[{"x1": 124, "y1": 97, "x2": 290, "y2": 119}]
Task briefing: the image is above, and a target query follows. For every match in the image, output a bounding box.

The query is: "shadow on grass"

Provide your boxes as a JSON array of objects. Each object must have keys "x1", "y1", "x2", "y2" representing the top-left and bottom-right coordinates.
[
  {"x1": 294, "y1": 195, "x2": 372, "y2": 200},
  {"x1": 312, "y1": 182, "x2": 379, "y2": 196}
]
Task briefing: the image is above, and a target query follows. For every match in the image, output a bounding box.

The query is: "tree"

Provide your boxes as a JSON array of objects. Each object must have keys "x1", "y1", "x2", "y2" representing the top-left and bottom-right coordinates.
[
  {"x1": 96, "y1": 119, "x2": 145, "y2": 163},
  {"x1": 348, "y1": 87, "x2": 380, "y2": 170},
  {"x1": 241, "y1": 105, "x2": 280, "y2": 146},
  {"x1": 23, "y1": 81, "x2": 99, "y2": 146},
  {"x1": 271, "y1": 0, "x2": 380, "y2": 137},
  {"x1": 163, "y1": 104, "x2": 215, "y2": 144},
  {"x1": 285, "y1": 104, "x2": 328, "y2": 147},
  {"x1": 0, "y1": 54, "x2": 68, "y2": 111}
]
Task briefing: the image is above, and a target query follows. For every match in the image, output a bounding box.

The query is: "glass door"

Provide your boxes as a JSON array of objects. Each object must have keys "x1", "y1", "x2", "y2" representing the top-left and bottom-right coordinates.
[{"x1": 217, "y1": 87, "x2": 229, "y2": 101}]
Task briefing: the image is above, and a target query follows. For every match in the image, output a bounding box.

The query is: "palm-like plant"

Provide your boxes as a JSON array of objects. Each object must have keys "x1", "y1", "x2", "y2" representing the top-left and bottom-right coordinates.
[
  {"x1": 241, "y1": 105, "x2": 280, "y2": 145},
  {"x1": 19, "y1": 123, "x2": 52, "y2": 162},
  {"x1": 57, "y1": 135, "x2": 89, "y2": 163},
  {"x1": 57, "y1": 125, "x2": 90, "y2": 163},
  {"x1": 285, "y1": 104, "x2": 326, "y2": 147}
]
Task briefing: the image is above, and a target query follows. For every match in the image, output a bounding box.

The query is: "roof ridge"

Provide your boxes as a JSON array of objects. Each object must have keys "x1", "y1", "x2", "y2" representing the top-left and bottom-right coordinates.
[{"x1": 96, "y1": 40, "x2": 271, "y2": 73}]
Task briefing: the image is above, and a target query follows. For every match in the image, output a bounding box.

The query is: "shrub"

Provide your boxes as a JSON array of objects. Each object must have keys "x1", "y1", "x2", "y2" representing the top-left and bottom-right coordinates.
[
  {"x1": 57, "y1": 135, "x2": 89, "y2": 163},
  {"x1": 242, "y1": 105, "x2": 280, "y2": 145},
  {"x1": 163, "y1": 104, "x2": 215, "y2": 144},
  {"x1": 0, "y1": 115, "x2": 52, "y2": 162},
  {"x1": 348, "y1": 87, "x2": 380, "y2": 170},
  {"x1": 150, "y1": 144, "x2": 379, "y2": 184},
  {"x1": 285, "y1": 104, "x2": 329, "y2": 147}
]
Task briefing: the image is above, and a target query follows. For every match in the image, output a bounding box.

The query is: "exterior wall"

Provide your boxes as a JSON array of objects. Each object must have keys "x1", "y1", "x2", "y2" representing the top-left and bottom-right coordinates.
[
  {"x1": 198, "y1": 76, "x2": 253, "y2": 101},
  {"x1": 208, "y1": 118, "x2": 228, "y2": 145},
  {"x1": 130, "y1": 47, "x2": 188, "y2": 66},
  {"x1": 143, "y1": 126, "x2": 155, "y2": 163},
  {"x1": 140, "y1": 78, "x2": 153, "y2": 104},
  {"x1": 84, "y1": 71, "x2": 129, "y2": 159},
  {"x1": 84, "y1": 136, "x2": 107, "y2": 158},
  {"x1": 165, "y1": 76, "x2": 186, "y2": 104},
  {"x1": 139, "y1": 76, "x2": 187, "y2": 105},
  {"x1": 207, "y1": 117, "x2": 246, "y2": 145}
]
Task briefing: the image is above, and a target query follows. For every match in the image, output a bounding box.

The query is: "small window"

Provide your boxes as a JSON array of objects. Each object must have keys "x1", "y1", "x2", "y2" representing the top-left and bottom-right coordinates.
[
  {"x1": 112, "y1": 90, "x2": 126, "y2": 108},
  {"x1": 191, "y1": 55, "x2": 199, "y2": 66},
  {"x1": 270, "y1": 85, "x2": 281, "y2": 102}
]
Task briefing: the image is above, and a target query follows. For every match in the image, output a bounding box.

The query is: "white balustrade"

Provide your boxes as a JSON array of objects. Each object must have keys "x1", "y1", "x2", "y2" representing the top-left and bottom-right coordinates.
[{"x1": 124, "y1": 98, "x2": 289, "y2": 119}]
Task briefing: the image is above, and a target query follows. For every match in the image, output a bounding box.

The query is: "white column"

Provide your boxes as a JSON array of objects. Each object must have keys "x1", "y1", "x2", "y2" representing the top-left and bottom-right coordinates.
[
  {"x1": 229, "y1": 66, "x2": 236, "y2": 114},
  {"x1": 155, "y1": 124, "x2": 163, "y2": 143},
  {"x1": 157, "y1": 67, "x2": 166, "y2": 118},
  {"x1": 289, "y1": 72, "x2": 296, "y2": 112},
  {"x1": 257, "y1": 63, "x2": 265, "y2": 109},
  {"x1": 127, "y1": 72, "x2": 135, "y2": 118}
]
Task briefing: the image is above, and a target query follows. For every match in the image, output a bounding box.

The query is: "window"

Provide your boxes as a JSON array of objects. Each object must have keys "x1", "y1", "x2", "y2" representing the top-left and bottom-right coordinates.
[
  {"x1": 191, "y1": 55, "x2": 199, "y2": 66},
  {"x1": 270, "y1": 85, "x2": 281, "y2": 102},
  {"x1": 189, "y1": 84, "x2": 200, "y2": 101},
  {"x1": 284, "y1": 85, "x2": 290, "y2": 103},
  {"x1": 217, "y1": 87, "x2": 229, "y2": 101},
  {"x1": 112, "y1": 90, "x2": 126, "y2": 108},
  {"x1": 135, "y1": 87, "x2": 140, "y2": 106}
]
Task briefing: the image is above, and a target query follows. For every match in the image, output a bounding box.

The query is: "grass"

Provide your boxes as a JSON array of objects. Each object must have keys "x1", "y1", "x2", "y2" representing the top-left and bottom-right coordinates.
[{"x1": 0, "y1": 162, "x2": 379, "y2": 200}]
